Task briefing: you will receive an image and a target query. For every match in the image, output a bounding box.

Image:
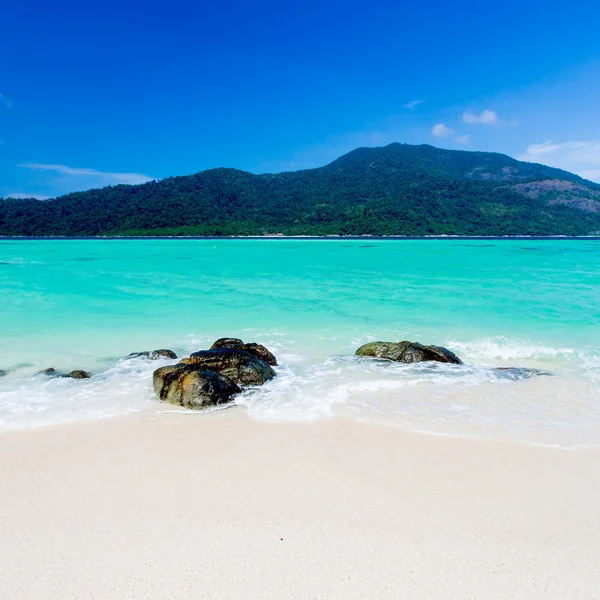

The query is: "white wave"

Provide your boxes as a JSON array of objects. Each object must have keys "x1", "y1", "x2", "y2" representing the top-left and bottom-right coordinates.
[
  {"x1": 0, "y1": 356, "x2": 175, "y2": 430},
  {"x1": 2, "y1": 336, "x2": 600, "y2": 447},
  {"x1": 446, "y1": 337, "x2": 575, "y2": 362},
  {"x1": 238, "y1": 352, "x2": 600, "y2": 447}
]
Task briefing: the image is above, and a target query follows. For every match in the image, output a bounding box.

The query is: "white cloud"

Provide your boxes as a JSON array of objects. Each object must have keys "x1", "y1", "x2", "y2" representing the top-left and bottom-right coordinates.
[
  {"x1": 432, "y1": 123, "x2": 454, "y2": 137},
  {"x1": 403, "y1": 100, "x2": 424, "y2": 109},
  {"x1": 518, "y1": 140, "x2": 600, "y2": 183},
  {"x1": 463, "y1": 109, "x2": 499, "y2": 126},
  {"x1": 0, "y1": 94, "x2": 12, "y2": 109},
  {"x1": 19, "y1": 163, "x2": 154, "y2": 186},
  {"x1": 6, "y1": 193, "x2": 53, "y2": 200},
  {"x1": 455, "y1": 134, "x2": 471, "y2": 145}
]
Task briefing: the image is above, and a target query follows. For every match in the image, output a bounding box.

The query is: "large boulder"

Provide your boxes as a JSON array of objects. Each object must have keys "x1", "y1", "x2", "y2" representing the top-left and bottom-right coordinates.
[
  {"x1": 127, "y1": 349, "x2": 178, "y2": 360},
  {"x1": 153, "y1": 363, "x2": 241, "y2": 409},
  {"x1": 210, "y1": 338, "x2": 277, "y2": 366},
  {"x1": 188, "y1": 349, "x2": 276, "y2": 386},
  {"x1": 356, "y1": 341, "x2": 463, "y2": 365}
]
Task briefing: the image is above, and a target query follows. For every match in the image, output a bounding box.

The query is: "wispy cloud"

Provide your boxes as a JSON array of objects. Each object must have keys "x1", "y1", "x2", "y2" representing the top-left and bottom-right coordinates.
[
  {"x1": 463, "y1": 109, "x2": 499, "y2": 126},
  {"x1": 6, "y1": 193, "x2": 53, "y2": 200},
  {"x1": 19, "y1": 163, "x2": 154, "y2": 186},
  {"x1": 432, "y1": 123, "x2": 454, "y2": 137},
  {"x1": 518, "y1": 140, "x2": 600, "y2": 183},
  {"x1": 0, "y1": 93, "x2": 12, "y2": 109},
  {"x1": 403, "y1": 100, "x2": 424, "y2": 109},
  {"x1": 455, "y1": 134, "x2": 471, "y2": 145}
]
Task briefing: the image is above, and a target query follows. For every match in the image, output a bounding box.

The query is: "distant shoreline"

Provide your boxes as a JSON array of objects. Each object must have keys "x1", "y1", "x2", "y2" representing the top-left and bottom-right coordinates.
[{"x1": 2, "y1": 235, "x2": 600, "y2": 241}]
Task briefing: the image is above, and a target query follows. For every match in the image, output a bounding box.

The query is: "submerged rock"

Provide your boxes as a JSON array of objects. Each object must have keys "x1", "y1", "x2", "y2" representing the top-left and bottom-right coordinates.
[
  {"x1": 356, "y1": 341, "x2": 463, "y2": 365},
  {"x1": 493, "y1": 367, "x2": 552, "y2": 380},
  {"x1": 210, "y1": 338, "x2": 277, "y2": 366},
  {"x1": 153, "y1": 363, "x2": 241, "y2": 409},
  {"x1": 0, "y1": 369, "x2": 8, "y2": 378},
  {"x1": 38, "y1": 368, "x2": 92, "y2": 379},
  {"x1": 66, "y1": 370, "x2": 92, "y2": 379},
  {"x1": 39, "y1": 368, "x2": 58, "y2": 376},
  {"x1": 126, "y1": 349, "x2": 178, "y2": 360},
  {"x1": 188, "y1": 349, "x2": 276, "y2": 386}
]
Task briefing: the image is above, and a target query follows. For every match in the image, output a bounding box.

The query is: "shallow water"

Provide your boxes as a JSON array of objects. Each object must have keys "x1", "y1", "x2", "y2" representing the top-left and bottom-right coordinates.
[{"x1": 1, "y1": 238, "x2": 599, "y2": 446}]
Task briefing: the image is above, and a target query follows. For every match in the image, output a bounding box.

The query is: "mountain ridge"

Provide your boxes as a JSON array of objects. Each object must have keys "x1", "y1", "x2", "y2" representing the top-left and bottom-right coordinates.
[{"x1": 2, "y1": 143, "x2": 600, "y2": 236}]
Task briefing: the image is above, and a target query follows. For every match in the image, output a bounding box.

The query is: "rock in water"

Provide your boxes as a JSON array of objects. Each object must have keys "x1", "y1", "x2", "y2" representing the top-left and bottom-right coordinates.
[
  {"x1": 0, "y1": 369, "x2": 8, "y2": 378},
  {"x1": 188, "y1": 349, "x2": 276, "y2": 385},
  {"x1": 243, "y1": 343, "x2": 278, "y2": 366},
  {"x1": 210, "y1": 338, "x2": 245, "y2": 349},
  {"x1": 126, "y1": 349, "x2": 178, "y2": 360},
  {"x1": 356, "y1": 341, "x2": 463, "y2": 364},
  {"x1": 493, "y1": 367, "x2": 552, "y2": 380},
  {"x1": 153, "y1": 363, "x2": 241, "y2": 409},
  {"x1": 210, "y1": 338, "x2": 277, "y2": 366},
  {"x1": 39, "y1": 368, "x2": 58, "y2": 376},
  {"x1": 66, "y1": 370, "x2": 93, "y2": 379},
  {"x1": 37, "y1": 368, "x2": 91, "y2": 379}
]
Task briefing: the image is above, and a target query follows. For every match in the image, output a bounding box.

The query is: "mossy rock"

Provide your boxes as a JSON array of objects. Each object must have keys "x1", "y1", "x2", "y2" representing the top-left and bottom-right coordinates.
[
  {"x1": 210, "y1": 338, "x2": 277, "y2": 366},
  {"x1": 188, "y1": 349, "x2": 276, "y2": 385},
  {"x1": 153, "y1": 363, "x2": 241, "y2": 409},
  {"x1": 356, "y1": 341, "x2": 463, "y2": 364}
]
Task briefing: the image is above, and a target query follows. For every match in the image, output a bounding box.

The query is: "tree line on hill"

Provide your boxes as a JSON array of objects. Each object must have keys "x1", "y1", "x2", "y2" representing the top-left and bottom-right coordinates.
[{"x1": 2, "y1": 143, "x2": 599, "y2": 236}]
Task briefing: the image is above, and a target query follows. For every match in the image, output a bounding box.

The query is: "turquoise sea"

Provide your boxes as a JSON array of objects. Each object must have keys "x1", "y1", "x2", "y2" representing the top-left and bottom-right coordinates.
[{"x1": 1, "y1": 239, "x2": 599, "y2": 446}]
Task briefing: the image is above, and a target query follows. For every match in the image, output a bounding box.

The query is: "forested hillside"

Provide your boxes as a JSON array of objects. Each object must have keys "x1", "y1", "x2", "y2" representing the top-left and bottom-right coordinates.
[{"x1": 2, "y1": 143, "x2": 600, "y2": 236}]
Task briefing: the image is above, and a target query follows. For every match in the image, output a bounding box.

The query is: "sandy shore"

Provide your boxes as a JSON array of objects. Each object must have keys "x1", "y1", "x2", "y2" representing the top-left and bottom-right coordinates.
[{"x1": 1, "y1": 409, "x2": 599, "y2": 599}]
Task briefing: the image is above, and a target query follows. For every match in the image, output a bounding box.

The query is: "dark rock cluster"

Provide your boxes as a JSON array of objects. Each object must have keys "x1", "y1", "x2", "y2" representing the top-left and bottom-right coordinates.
[
  {"x1": 153, "y1": 338, "x2": 276, "y2": 410},
  {"x1": 355, "y1": 340, "x2": 552, "y2": 379},
  {"x1": 0, "y1": 339, "x2": 552, "y2": 411}
]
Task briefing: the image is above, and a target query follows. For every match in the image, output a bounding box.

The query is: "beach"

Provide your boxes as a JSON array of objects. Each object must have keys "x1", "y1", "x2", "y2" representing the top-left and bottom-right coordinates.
[
  {"x1": 2, "y1": 409, "x2": 599, "y2": 599},
  {"x1": 2, "y1": 239, "x2": 600, "y2": 445},
  {"x1": 2, "y1": 238, "x2": 600, "y2": 597},
  {"x1": 4, "y1": 1, "x2": 600, "y2": 596}
]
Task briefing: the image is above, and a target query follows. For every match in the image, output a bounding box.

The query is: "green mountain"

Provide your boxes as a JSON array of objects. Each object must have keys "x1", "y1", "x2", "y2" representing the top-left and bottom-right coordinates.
[{"x1": 2, "y1": 143, "x2": 600, "y2": 236}]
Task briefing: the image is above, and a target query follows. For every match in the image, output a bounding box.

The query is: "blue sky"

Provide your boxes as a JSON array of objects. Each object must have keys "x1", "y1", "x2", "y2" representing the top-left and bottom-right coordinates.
[{"x1": 1, "y1": 0, "x2": 600, "y2": 199}]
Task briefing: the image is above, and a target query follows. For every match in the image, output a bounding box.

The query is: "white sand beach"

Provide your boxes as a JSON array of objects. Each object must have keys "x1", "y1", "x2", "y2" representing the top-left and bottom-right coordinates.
[{"x1": 1, "y1": 409, "x2": 599, "y2": 599}]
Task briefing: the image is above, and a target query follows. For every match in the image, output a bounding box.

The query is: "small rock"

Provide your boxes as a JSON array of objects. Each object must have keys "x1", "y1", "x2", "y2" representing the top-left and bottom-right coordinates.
[
  {"x1": 66, "y1": 370, "x2": 93, "y2": 379},
  {"x1": 493, "y1": 367, "x2": 552, "y2": 380},
  {"x1": 0, "y1": 369, "x2": 8, "y2": 378},
  {"x1": 39, "y1": 367, "x2": 58, "y2": 375},
  {"x1": 356, "y1": 341, "x2": 462, "y2": 365},
  {"x1": 127, "y1": 349, "x2": 178, "y2": 360}
]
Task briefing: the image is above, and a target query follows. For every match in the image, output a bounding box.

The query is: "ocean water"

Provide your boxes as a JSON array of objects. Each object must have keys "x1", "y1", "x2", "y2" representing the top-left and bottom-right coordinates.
[{"x1": 1, "y1": 238, "x2": 599, "y2": 446}]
